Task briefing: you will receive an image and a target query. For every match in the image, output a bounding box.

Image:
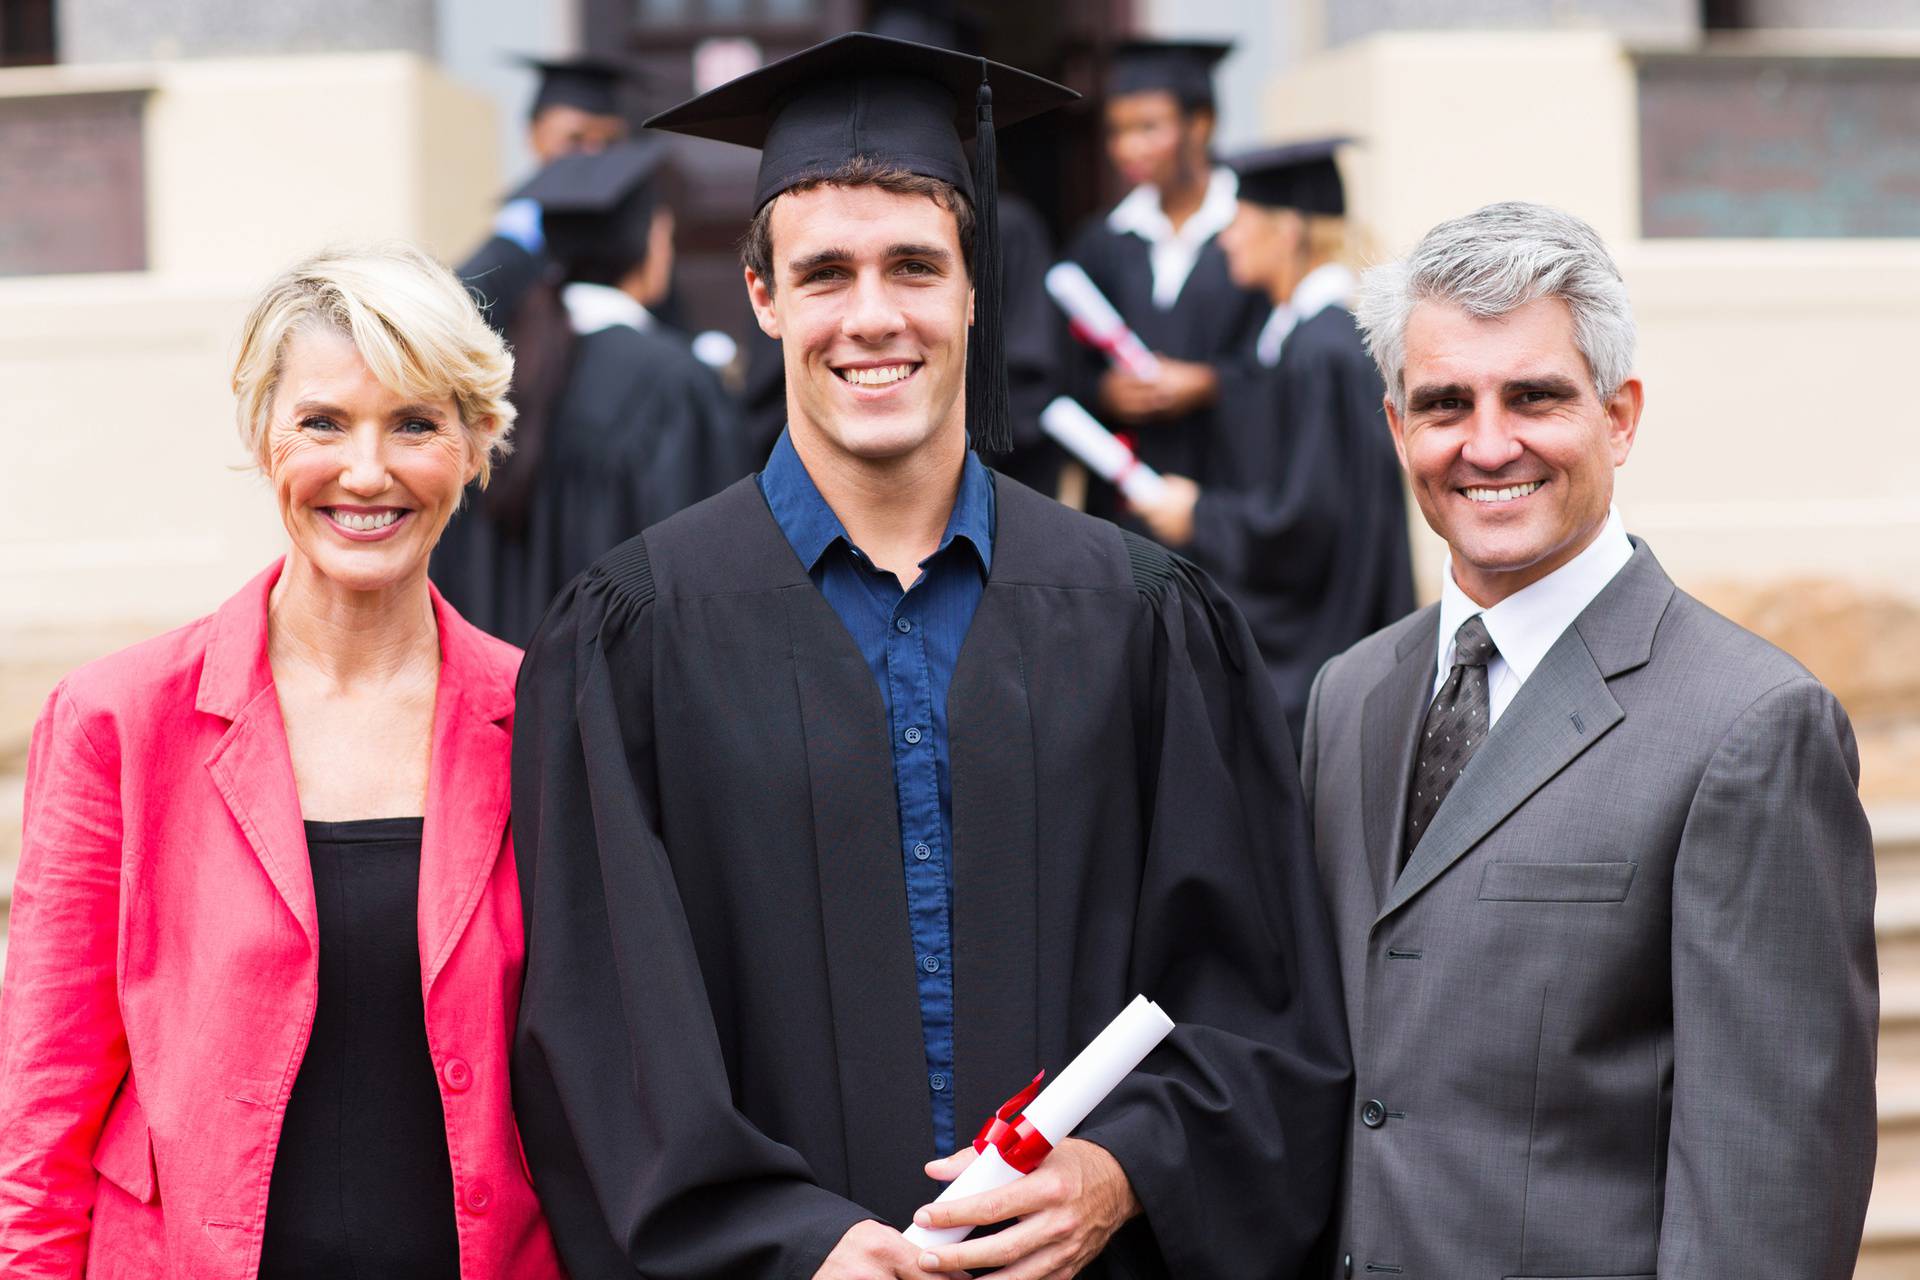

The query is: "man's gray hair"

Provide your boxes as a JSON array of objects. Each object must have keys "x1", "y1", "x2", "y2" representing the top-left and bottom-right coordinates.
[{"x1": 1356, "y1": 201, "x2": 1635, "y2": 413}]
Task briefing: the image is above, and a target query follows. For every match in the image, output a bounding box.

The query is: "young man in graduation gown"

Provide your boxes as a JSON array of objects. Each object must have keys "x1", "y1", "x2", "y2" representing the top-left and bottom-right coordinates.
[
  {"x1": 433, "y1": 142, "x2": 744, "y2": 647},
  {"x1": 457, "y1": 55, "x2": 635, "y2": 333},
  {"x1": 1060, "y1": 40, "x2": 1271, "y2": 532},
  {"x1": 509, "y1": 33, "x2": 1350, "y2": 1280},
  {"x1": 1132, "y1": 142, "x2": 1415, "y2": 741}
]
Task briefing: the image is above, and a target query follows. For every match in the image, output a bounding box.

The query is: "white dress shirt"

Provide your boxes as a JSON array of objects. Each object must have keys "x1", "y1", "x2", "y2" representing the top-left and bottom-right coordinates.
[
  {"x1": 1254, "y1": 262, "x2": 1357, "y2": 368},
  {"x1": 561, "y1": 281, "x2": 653, "y2": 336},
  {"x1": 1434, "y1": 508, "x2": 1634, "y2": 725},
  {"x1": 1105, "y1": 166, "x2": 1240, "y2": 310}
]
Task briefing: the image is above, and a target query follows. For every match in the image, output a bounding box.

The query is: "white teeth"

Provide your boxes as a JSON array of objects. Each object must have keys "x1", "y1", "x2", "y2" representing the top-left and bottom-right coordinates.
[
  {"x1": 839, "y1": 364, "x2": 915, "y2": 386},
  {"x1": 331, "y1": 509, "x2": 403, "y2": 531},
  {"x1": 1464, "y1": 481, "x2": 1543, "y2": 503}
]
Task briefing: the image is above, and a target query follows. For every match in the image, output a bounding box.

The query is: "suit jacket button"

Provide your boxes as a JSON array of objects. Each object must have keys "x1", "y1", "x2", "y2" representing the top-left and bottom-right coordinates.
[
  {"x1": 1361, "y1": 1098, "x2": 1387, "y2": 1128},
  {"x1": 1343, "y1": 1253, "x2": 1353, "y2": 1277}
]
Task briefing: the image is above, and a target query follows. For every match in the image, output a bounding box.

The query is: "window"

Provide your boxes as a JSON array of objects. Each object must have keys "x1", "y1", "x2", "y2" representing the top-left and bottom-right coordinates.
[{"x1": 0, "y1": 0, "x2": 56, "y2": 67}]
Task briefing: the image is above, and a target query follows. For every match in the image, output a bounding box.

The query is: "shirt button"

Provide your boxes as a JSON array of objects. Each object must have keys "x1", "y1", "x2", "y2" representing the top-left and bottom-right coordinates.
[
  {"x1": 921, "y1": 954, "x2": 941, "y2": 973},
  {"x1": 903, "y1": 726, "x2": 922, "y2": 745},
  {"x1": 930, "y1": 1073, "x2": 948, "y2": 1092},
  {"x1": 464, "y1": 1179, "x2": 493, "y2": 1214},
  {"x1": 895, "y1": 617, "x2": 913, "y2": 633},
  {"x1": 442, "y1": 1057, "x2": 472, "y2": 1092},
  {"x1": 913, "y1": 842, "x2": 932, "y2": 861}
]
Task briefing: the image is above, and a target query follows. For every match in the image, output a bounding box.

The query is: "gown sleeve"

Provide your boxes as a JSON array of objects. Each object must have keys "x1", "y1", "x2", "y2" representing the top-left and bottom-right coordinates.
[
  {"x1": 511, "y1": 565, "x2": 875, "y2": 1280},
  {"x1": 1073, "y1": 549, "x2": 1353, "y2": 1280}
]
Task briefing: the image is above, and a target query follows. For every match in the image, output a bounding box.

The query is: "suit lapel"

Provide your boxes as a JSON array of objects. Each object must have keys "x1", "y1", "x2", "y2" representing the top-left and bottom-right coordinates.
[
  {"x1": 947, "y1": 561, "x2": 1040, "y2": 1154},
  {"x1": 1373, "y1": 540, "x2": 1672, "y2": 923},
  {"x1": 780, "y1": 581, "x2": 933, "y2": 1219},
  {"x1": 1376, "y1": 622, "x2": 1623, "y2": 924},
  {"x1": 1359, "y1": 615, "x2": 1439, "y2": 911},
  {"x1": 206, "y1": 683, "x2": 317, "y2": 944}
]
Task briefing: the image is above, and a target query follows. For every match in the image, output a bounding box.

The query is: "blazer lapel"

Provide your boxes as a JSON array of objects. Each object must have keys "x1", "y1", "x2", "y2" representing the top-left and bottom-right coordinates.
[
  {"x1": 947, "y1": 568, "x2": 1040, "y2": 1153},
  {"x1": 418, "y1": 695, "x2": 509, "y2": 990},
  {"x1": 1359, "y1": 615, "x2": 1439, "y2": 911},
  {"x1": 1376, "y1": 622, "x2": 1624, "y2": 924},
  {"x1": 197, "y1": 560, "x2": 316, "y2": 944},
  {"x1": 779, "y1": 580, "x2": 933, "y2": 1219}
]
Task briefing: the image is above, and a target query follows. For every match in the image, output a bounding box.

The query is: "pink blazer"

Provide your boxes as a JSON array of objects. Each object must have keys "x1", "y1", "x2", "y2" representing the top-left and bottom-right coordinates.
[{"x1": 0, "y1": 561, "x2": 564, "y2": 1279}]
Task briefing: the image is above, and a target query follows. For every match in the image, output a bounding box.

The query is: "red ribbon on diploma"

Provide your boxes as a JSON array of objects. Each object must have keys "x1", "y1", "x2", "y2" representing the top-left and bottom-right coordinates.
[{"x1": 972, "y1": 1070, "x2": 1054, "y2": 1174}]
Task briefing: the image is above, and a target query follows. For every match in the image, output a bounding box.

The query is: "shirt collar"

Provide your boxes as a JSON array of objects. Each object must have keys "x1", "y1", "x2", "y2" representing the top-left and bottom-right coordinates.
[
  {"x1": 1290, "y1": 262, "x2": 1355, "y2": 325},
  {"x1": 758, "y1": 428, "x2": 995, "y2": 576},
  {"x1": 1436, "y1": 507, "x2": 1634, "y2": 686},
  {"x1": 1106, "y1": 166, "x2": 1240, "y2": 244},
  {"x1": 561, "y1": 281, "x2": 653, "y2": 335}
]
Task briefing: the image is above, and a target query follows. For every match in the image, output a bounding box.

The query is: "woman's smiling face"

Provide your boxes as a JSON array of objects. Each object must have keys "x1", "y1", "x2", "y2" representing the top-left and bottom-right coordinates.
[{"x1": 264, "y1": 324, "x2": 476, "y2": 594}]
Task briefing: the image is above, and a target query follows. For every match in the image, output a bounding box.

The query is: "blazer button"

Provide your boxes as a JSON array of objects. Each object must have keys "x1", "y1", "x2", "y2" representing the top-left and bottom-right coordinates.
[
  {"x1": 442, "y1": 1057, "x2": 473, "y2": 1092},
  {"x1": 1360, "y1": 1098, "x2": 1387, "y2": 1129},
  {"x1": 1343, "y1": 1254, "x2": 1353, "y2": 1278},
  {"x1": 464, "y1": 1179, "x2": 493, "y2": 1214}
]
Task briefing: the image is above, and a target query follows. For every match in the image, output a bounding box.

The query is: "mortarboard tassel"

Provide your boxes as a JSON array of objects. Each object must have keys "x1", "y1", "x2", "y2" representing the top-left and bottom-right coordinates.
[{"x1": 966, "y1": 61, "x2": 1013, "y2": 454}]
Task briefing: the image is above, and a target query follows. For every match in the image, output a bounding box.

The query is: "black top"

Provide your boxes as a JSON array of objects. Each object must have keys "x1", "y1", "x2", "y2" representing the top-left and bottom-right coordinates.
[
  {"x1": 510, "y1": 475, "x2": 1350, "y2": 1279},
  {"x1": 259, "y1": 818, "x2": 459, "y2": 1280}
]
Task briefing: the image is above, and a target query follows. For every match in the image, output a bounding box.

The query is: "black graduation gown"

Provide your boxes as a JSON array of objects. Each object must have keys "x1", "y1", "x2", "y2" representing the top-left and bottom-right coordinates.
[
  {"x1": 738, "y1": 193, "x2": 1065, "y2": 482},
  {"x1": 1188, "y1": 305, "x2": 1416, "y2": 741},
  {"x1": 511, "y1": 474, "x2": 1351, "y2": 1280},
  {"x1": 430, "y1": 322, "x2": 744, "y2": 648},
  {"x1": 457, "y1": 234, "x2": 547, "y2": 333},
  {"x1": 1061, "y1": 214, "x2": 1269, "y2": 530}
]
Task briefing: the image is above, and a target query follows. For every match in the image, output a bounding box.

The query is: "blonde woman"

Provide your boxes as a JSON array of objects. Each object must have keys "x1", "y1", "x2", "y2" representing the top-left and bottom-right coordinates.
[{"x1": 0, "y1": 244, "x2": 563, "y2": 1278}]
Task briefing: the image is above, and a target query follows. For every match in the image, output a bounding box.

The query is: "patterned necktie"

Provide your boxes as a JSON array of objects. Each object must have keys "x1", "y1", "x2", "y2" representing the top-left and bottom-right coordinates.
[{"x1": 1402, "y1": 614, "x2": 1498, "y2": 866}]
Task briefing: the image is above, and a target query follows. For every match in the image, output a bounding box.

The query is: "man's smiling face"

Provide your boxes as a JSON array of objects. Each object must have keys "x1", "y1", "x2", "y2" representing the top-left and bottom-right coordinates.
[
  {"x1": 747, "y1": 182, "x2": 972, "y2": 465},
  {"x1": 1385, "y1": 295, "x2": 1643, "y2": 605}
]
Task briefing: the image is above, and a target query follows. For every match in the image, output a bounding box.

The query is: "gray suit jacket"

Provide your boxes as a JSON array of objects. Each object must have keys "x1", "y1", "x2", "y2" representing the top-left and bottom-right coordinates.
[{"x1": 1300, "y1": 540, "x2": 1877, "y2": 1279}]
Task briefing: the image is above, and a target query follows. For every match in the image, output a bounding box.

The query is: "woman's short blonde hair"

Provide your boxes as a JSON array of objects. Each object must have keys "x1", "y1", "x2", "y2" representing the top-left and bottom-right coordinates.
[{"x1": 231, "y1": 242, "x2": 516, "y2": 487}]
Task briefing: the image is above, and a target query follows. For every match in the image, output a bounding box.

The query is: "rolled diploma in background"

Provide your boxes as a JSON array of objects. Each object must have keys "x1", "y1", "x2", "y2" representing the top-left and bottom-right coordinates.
[
  {"x1": 901, "y1": 995, "x2": 1176, "y2": 1249},
  {"x1": 1045, "y1": 262, "x2": 1164, "y2": 379},
  {"x1": 1039, "y1": 397, "x2": 1170, "y2": 506}
]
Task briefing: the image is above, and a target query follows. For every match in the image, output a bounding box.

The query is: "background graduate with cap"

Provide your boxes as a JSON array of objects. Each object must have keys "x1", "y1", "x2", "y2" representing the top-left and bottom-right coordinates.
[
  {"x1": 1060, "y1": 39, "x2": 1271, "y2": 536},
  {"x1": 456, "y1": 55, "x2": 637, "y2": 335},
  {"x1": 431, "y1": 140, "x2": 745, "y2": 648},
  {"x1": 509, "y1": 30, "x2": 1348, "y2": 1280},
  {"x1": 1132, "y1": 140, "x2": 1415, "y2": 740}
]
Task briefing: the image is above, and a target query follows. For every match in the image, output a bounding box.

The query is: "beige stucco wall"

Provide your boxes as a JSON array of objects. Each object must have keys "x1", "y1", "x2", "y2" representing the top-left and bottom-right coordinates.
[
  {"x1": 0, "y1": 53, "x2": 497, "y2": 631},
  {"x1": 1263, "y1": 31, "x2": 1920, "y2": 605}
]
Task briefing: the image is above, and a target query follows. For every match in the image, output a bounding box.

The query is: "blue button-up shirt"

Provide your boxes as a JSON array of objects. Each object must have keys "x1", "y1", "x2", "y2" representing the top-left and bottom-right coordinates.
[{"x1": 759, "y1": 430, "x2": 994, "y2": 1155}]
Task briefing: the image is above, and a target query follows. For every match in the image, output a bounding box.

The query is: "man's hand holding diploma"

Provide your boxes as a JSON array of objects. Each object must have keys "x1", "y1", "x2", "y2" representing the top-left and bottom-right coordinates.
[{"x1": 912, "y1": 1139, "x2": 1140, "y2": 1279}]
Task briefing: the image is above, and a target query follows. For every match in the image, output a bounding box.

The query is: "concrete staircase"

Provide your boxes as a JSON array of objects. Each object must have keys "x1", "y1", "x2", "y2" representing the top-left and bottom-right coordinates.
[{"x1": 1862, "y1": 805, "x2": 1920, "y2": 1279}]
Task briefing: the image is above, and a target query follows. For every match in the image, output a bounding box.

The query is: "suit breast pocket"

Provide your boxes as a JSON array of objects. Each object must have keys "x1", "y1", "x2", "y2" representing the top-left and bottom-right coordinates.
[{"x1": 1479, "y1": 860, "x2": 1637, "y2": 903}]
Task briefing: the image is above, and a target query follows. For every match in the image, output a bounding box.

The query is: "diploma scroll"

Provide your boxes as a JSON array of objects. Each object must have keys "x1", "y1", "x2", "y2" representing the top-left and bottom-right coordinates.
[
  {"x1": 902, "y1": 995, "x2": 1176, "y2": 1249},
  {"x1": 1039, "y1": 397, "x2": 1170, "y2": 506},
  {"x1": 1045, "y1": 262, "x2": 1164, "y2": 379}
]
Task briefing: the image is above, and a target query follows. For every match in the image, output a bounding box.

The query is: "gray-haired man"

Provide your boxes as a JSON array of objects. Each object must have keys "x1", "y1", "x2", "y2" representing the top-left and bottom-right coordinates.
[{"x1": 1300, "y1": 201, "x2": 1877, "y2": 1278}]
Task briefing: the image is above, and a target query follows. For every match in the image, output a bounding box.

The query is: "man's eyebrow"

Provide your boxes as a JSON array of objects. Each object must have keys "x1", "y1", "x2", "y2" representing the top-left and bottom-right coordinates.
[
  {"x1": 785, "y1": 247, "x2": 853, "y2": 278},
  {"x1": 1406, "y1": 382, "x2": 1469, "y2": 406},
  {"x1": 887, "y1": 243, "x2": 953, "y2": 266},
  {"x1": 1503, "y1": 374, "x2": 1583, "y2": 397}
]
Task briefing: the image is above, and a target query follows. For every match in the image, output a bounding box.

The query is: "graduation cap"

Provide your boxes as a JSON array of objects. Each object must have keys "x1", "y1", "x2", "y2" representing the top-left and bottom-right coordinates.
[
  {"x1": 1108, "y1": 39, "x2": 1233, "y2": 112},
  {"x1": 1229, "y1": 138, "x2": 1349, "y2": 217},
  {"x1": 645, "y1": 33, "x2": 1076, "y2": 453},
  {"x1": 512, "y1": 139, "x2": 672, "y2": 284},
  {"x1": 514, "y1": 53, "x2": 638, "y2": 119}
]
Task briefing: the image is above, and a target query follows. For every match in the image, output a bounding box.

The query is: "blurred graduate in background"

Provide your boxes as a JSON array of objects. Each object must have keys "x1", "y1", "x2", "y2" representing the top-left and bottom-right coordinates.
[
  {"x1": 1131, "y1": 140, "x2": 1414, "y2": 740},
  {"x1": 458, "y1": 55, "x2": 636, "y2": 335},
  {"x1": 1061, "y1": 39, "x2": 1270, "y2": 534},
  {"x1": 432, "y1": 141, "x2": 746, "y2": 647}
]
